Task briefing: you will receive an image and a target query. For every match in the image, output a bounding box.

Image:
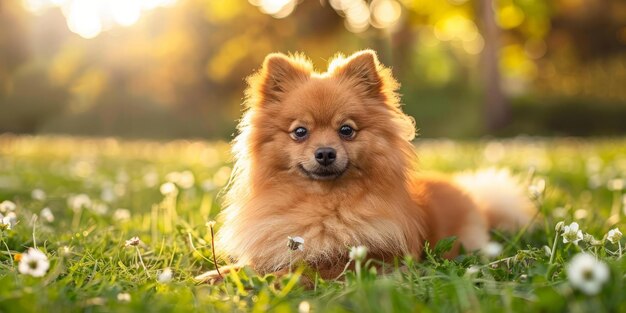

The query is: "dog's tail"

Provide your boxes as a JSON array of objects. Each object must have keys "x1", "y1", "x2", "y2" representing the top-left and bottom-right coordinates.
[{"x1": 454, "y1": 168, "x2": 536, "y2": 232}]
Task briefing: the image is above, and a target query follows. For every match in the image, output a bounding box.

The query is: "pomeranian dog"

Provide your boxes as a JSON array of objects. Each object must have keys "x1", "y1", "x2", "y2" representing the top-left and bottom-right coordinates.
[{"x1": 205, "y1": 50, "x2": 535, "y2": 279}]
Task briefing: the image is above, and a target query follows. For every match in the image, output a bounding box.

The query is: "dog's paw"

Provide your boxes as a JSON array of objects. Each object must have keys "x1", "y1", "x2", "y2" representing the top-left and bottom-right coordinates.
[{"x1": 194, "y1": 264, "x2": 243, "y2": 283}]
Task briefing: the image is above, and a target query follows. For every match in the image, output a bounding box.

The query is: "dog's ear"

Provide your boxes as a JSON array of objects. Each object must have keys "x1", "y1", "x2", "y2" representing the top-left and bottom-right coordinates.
[
  {"x1": 259, "y1": 53, "x2": 310, "y2": 103},
  {"x1": 334, "y1": 50, "x2": 383, "y2": 98}
]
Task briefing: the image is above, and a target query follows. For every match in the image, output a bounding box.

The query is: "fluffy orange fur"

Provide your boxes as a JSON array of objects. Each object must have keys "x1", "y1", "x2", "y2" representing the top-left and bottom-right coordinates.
[{"x1": 213, "y1": 50, "x2": 535, "y2": 278}]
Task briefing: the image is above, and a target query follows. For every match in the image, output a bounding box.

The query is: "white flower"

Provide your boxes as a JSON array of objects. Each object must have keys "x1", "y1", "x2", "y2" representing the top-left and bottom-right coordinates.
[
  {"x1": 555, "y1": 221, "x2": 565, "y2": 232},
  {"x1": 349, "y1": 245, "x2": 368, "y2": 261},
  {"x1": 562, "y1": 222, "x2": 584, "y2": 244},
  {"x1": 31, "y1": 189, "x2": 46, "y2": 201},
  {"x1": 18, "y1": 248, "x2": 50, "y2": 277},
  {"x1": 40, "y1": 207, "x2": 54, "y2": 223},
  {"x1": 2, "y1": 212, "x2": 17, "y2": 228},
  {"x1": 4, "y1": 212, "x2": 17, "y2": 227},
  {"x1": 157, "y1": 268, "x2": 173, "y2": 283},
  {"x1": 606, "y1": 228, "x2": 622, "y2": 244},
  {"x1": 100, "y1": 186, "x2": 117, "y2": 203},
  {"x1": 125, "y1": 236, "x2": 141, "y2": 247},
  {"x1": 0, "y1": 200, "x2": 16, "y2": 213},
  {"x1": 159, "y1": 182, "x2": 178, "y2": 196},
  {"x1": 0, "y1": 214, "x2": 12, "y2": 231},
  {"x1": 68, "y1": 194, "x2": 92, "y2": 211},
  {"x1": 113, "y1": 209, "x2": 131, "y2": 222},
  {"x1": 287, "y1": 236, "x2": 304, "y2": 251},
  {"x1": 567, "y1": 253, "x2": 609, "y2": 295},
  {"x1": 117, "y1": 292, "x2": 131, "y2": 302},
  {"x1": 543, "y1": 245, "x2": 552, "y2": 257},
  {"x1": 465, "y1": 265, "x2": 480, "y2": 276},
  {"x1": 298, "y1": 301, "x2": 311, "y2": 313},
  {"x1": 528, "y1": 179, "x2": 546, "y2": 199},
  {"x1": 482, "y1": 241, "x2": 503, "y2": 258},
  {"x1": 60, "y1": 246, "x2": 72, "y2": 256},
  {"x1": 0, "y1": 212, "x2": 16, "y2": 231},
  {"x1": 166, "y1": 171, "x2": 195, "y2": 189},
  {"x1": 177, "y1": 170, "x2": 195, "y2": 189}
]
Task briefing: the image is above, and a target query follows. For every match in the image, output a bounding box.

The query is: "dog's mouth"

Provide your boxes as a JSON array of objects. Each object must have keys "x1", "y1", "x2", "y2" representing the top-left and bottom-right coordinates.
[{"x1": 298, "y1": 164, "x2": 347, "y2": 180}]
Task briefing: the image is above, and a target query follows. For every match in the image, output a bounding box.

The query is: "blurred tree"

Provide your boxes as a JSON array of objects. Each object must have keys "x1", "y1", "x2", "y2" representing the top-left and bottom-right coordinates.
[
  {"x1": 0, "y1": 0, "x2": 625, "y2": 138},
  {"x1": 479, "y1": 0, "x2": 508, "y2": 131}
]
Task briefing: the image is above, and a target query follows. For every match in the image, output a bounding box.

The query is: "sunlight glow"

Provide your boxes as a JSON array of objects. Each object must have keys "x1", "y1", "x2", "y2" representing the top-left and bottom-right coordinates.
[
  {"x1": 111, "y1": 0, "x2": 142, "y2": 27},
  {"x1": 22, "y1": 0, "x2": 177, "y2": 39},
  {"x1": 370, "y1": 0, "x2": 401, "y2": 29},
  {"x1": 66, "y1": 1, "x2": 102, "y2": 39},
  {"x1": 249, "y1": 0, "x2": 297, "y2": 19}
]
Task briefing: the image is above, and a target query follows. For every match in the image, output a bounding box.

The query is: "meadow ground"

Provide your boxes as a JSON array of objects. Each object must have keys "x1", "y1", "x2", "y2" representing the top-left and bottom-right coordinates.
[{"x1": 0, "y1": 135, "x2": 625, "y2": 312}]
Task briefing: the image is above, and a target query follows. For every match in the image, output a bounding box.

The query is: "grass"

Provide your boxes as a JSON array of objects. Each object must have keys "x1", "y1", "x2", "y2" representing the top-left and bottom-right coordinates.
[{"x1": 0, "y1": 135, "x2": 625, "y2": 312}]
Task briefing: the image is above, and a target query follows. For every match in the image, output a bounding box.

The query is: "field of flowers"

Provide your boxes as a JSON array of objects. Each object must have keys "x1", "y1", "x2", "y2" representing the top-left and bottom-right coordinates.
[{"x1": 0, "y1": 135, "x2": 625, "y2": 312}]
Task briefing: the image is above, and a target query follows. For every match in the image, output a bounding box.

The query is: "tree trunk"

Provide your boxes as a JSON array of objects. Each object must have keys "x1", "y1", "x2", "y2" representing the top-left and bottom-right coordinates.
[{"x1": 479, "y1": 0, "x2": 510, "y2": 132}]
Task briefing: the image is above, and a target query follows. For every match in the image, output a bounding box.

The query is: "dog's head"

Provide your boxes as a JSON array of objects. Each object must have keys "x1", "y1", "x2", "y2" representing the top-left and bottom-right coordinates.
[{"x1": 239, "y1": 50, "x2": 416, "y2": 184}]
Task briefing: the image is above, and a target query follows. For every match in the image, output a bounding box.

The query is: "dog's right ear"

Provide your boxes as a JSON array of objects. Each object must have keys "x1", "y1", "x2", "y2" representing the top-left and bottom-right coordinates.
[{"x1": 259, "y1": 53, "x2": 310, "y2": 103}]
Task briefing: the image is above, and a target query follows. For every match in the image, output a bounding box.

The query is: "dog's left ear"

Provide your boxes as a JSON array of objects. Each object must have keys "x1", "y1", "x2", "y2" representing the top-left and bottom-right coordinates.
[{"x1": 334, "y1": 50, "x2": 383, "y2": 97}]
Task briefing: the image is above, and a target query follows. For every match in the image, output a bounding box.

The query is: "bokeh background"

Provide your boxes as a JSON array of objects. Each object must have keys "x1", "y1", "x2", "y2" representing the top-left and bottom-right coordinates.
[{"x1": 1, "y1": 0, "x2": 626, "y2": 139}]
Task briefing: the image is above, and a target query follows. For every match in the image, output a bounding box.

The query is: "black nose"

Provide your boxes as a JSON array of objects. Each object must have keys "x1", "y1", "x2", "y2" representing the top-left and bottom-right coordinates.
[{"x1": 315, "y1": 147, "x2": 336, "y2": 166}]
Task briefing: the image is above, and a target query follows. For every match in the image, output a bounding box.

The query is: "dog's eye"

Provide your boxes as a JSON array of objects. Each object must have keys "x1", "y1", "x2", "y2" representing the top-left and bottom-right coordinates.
[
  {"x1": 339, "y1": 125, "x2": 355, "y2": 140},
  {"x1": 291, "y1": 127, "x2": 308, "y2": 141}
]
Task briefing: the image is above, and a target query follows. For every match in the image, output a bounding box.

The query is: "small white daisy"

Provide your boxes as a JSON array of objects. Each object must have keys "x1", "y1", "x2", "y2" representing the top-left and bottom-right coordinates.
[
  {"x1": 159, "y1": 182, "x2": 178, "y2": 196},
  {"x1": 40, "y1": 207, "x2": 54, "y2": 223},
  {"x1": 562, "y1": 222, "x2": 583, "y2": 245},
  {"x1": 606, "y1": 228, "x2": 622, "y2": 245},
  {"x1": 18, "y1": 248, "x2": 50, "y2": 277},
  {"x1": 298, "y1": 301, "x2": 311, "y2": 313},
  {"x1": 125, "y1": 236, "x2": 141, "y2": 247},
  {"x1": 349, "y1": 245, "x2": 368, "y2": 261},
  {"x1": 528, "y1": 179, "x2": 546, "y2": 199},
  {"x1": 0, "y1": 215, "x2": 11, "y2": 231},
  {"x1": 0, "y1": 212, "x2": 16, "y2": 231},
  {"x1": 482, "y1": 241, "x2": 503, "y2": 258},
  {"x1": 177, "y1": 170, "x2": 195, "y2": 189},
  {"x1": 4, "y1": 212, "x2": 17, "y2": 228},
  {"x1": 31, "y1": 189, "x2": 46, "y2": 201},
  {"x1": 100, "y1": 186, "x2": 117, "y2": 203},
  {"x1": 112, "y1": 209, "x2": 131, "y2": 222},
  {"x1": 117, "y1": 292, "x2": 131, "y2": 302},
  {"x1": 567, "y1": 253, "x2": 609, "y2": 295},
  {"x1": 287, "y1": 236, "x2": 304, "y2": 251},
  {"x1": 465, "y1": 265, "x2": 480, "y2": 276},
  {"x1": 68, "y1": 194, "x2": 92, "y2": 212},
  {"x1": 59, "y1": 246, "x2": 72, "y2": 256},
  {"x1": 157, "y1": 268, "x2": 173, "y2": 283},
  {"x1": 0, "y1": 200, "x2": 16, "y2": 213}
]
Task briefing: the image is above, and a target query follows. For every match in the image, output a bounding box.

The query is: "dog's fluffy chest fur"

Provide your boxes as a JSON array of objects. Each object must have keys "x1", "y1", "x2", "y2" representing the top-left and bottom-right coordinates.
[{"x1": 218, "y1": 186, "x2": 413, "y2": 273}]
